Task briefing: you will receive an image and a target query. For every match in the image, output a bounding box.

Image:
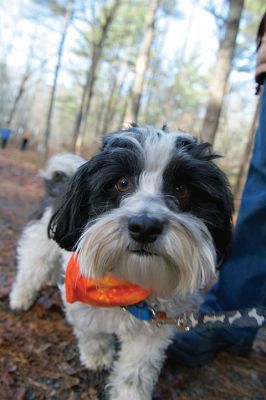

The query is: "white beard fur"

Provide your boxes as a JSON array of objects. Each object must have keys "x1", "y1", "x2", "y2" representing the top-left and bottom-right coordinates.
[{"x1": 64, "y1": 207, "x2": 215, "y2": 400}]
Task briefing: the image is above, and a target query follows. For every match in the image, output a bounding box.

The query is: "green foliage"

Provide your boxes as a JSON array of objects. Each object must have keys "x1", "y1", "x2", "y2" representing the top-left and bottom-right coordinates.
[
  {"x1": 34, "y1": 0, "x2": 69, "y2": 17},
  {"x1": 0, "y1": 0, "x2": 261, "y2": 190},
  {"x1": 138, "y1": 52, "x2": 209, "y2": 133},
  {"x1": 234, "y1": 0, "x2": 265, "y2": 73},
  {"x1": 73, "y1": 1, "x2": 148, "y2": 67},
  {"x1": 160, "y1": 0, "x2": 182, "y2": 18}
]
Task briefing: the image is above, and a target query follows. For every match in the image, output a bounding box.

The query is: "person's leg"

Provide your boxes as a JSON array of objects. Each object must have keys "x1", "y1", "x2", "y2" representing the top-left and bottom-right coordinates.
[
  {"x1": 24, "y1": 139, "x2": 28, "y2": 150},
  {"x1": 167, "y1": 82, "x2": 266, "y2": 367},
  {"x1": 2, "y1": 138, "x2": 7, "y2": 148},
  {"x1": 201, "y1": 85, "x2": 266, "y2": 342}
]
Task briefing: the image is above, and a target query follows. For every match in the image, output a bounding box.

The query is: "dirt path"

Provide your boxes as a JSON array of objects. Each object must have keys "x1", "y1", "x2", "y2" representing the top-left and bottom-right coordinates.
[{"x1": 0, "y1": 148, "x2": 265, "y2": 400}]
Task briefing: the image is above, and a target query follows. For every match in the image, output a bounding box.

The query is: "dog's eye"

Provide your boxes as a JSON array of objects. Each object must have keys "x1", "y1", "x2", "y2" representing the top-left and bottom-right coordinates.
[
  {"x1": 115, "y1": 177, "x2": 133, "y2": 193},
  {"x1": 175, "y1": 184, "x2": 189, "y2": 199}
]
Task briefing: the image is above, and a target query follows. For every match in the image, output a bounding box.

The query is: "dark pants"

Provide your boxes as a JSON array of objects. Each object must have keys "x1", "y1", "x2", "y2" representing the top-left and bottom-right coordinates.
[
  {"x1": 1, "y1": 138, "x2": 8, "y2": 148},
  {"x1": 201, "y1": 80, "x2": 266, "y2": 342},
  {"x1": 21, "y1": 138, "x2": 29, "y2": 150}
]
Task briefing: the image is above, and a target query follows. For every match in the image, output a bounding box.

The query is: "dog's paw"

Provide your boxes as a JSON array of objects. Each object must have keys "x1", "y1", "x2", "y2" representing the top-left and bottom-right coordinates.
[
  {"x1": 108, "y1": 384, "x2": 151, "y2": 400},
  {"x1": 79, "y1": 334, "x2": 116, "y2": 371},
  {"x1": 9, "y1": 286, "x2": 36, "y2": 311}
]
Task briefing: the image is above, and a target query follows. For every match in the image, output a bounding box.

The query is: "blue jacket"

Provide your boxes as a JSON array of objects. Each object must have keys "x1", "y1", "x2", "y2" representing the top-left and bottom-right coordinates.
[{"x1": 1, "y1": 128, "x2": 11, "y2": 139}]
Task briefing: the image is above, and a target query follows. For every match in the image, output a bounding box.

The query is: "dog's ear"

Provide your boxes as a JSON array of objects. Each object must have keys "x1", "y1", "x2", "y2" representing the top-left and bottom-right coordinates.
[
  {"x1": 48, "y1": 163, "x2": 90, "y2": 251},
  {"x1": 210, "y1": 178, "x2": 233, "y2": 266},
  {"x1": 199, "y1": 143, "x2": 234, "y2": 264},
  {"x1": 184, "y1": 140, "x2": 234, "y2": 264},
  {"x1": 198, "y1": 157, "x2": 234, "y2": 265}
]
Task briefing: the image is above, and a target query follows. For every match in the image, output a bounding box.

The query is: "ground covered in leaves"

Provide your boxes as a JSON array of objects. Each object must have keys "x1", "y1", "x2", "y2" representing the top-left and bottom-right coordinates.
[{"x1": 0, "y1": 147, "x2": 265, "y2": 400}]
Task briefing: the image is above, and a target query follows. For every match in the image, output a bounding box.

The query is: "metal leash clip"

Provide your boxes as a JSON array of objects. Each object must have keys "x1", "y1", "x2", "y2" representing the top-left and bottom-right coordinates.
[
  {"x1": 150, "y1": 309, "x2": 192, "y2": 331},
  {"x1": 174, "y1": 313, "x2": 192, "y2": 331},
  {"x1": 147, "y1": 305, "x2": 158, "y2": 319}
]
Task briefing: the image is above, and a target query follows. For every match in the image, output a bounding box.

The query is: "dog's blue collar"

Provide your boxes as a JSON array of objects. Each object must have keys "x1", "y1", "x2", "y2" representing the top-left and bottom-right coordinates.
[{"x1": 123, "y1": 302, "x2": 155, "y2": 321}]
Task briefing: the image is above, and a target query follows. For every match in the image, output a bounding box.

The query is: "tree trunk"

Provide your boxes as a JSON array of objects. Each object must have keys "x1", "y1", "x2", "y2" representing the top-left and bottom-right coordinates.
[
  {"x1": 233, "y1": 98, "x2": 260, "y2": 207},
  {"x1": 201, "y1": 0, "x2": 244, "y2": 144},
  {"x1": 72, "y1": 0, "x2": 121, "y2": 153},
  {"x1": 7, "y1": 60, "x2": 46, "y2": 126},
  {"x1": 122, "y1": 0, "x2": 160, "y2": 126},
  {"x1": 43, "y1": 0, "x2": 74, "y2": 161},
  {"x1": 99, "y1": 75, "x2": 118, "y2": 136},
  {"x1": 7, "y1": 69, "x2": 31, "y2": 126},
  {"x1": 100, "y1": 63, "x2": 128, "y2": 135}
]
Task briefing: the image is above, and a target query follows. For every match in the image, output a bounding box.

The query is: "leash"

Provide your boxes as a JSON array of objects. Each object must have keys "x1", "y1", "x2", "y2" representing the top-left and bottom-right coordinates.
[{"x1": 124, "y1": 304, "x2": 266, "y2": 331}]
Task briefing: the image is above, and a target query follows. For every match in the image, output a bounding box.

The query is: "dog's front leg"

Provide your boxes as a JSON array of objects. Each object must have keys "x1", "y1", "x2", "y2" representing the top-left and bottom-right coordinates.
[
  {"x1": 107, "y1": 325, "x2": 174, "y2": 400},
  {"x1": 10, "y1": 209, "x2": 61, "y2": 311},
  {"x1": 77, "y1": 331, "x2": 116, "y2": 371}
]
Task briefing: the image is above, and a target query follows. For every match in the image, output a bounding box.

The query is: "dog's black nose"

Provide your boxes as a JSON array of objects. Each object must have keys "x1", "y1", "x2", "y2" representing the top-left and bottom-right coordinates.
[{"x1": 128, "y1": 214, "x2": 164, "y2": 243}]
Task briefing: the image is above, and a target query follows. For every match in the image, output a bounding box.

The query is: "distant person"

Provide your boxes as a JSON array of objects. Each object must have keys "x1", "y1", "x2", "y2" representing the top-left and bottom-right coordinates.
[
  {"x1": 20, "y1": 131, "x2": 30, "y2": 151},
  {"x1": 1, "y1": 126, "x2": 11, "y2": 149}
]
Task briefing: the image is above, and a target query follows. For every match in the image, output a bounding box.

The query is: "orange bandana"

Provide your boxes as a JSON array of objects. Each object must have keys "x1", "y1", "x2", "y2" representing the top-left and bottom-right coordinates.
[{"x1": 65, "y1": 253, "x2": 153, "y2": 307}]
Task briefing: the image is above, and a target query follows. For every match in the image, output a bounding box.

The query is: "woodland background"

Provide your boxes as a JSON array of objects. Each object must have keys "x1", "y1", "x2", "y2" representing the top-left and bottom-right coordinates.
[
  {"x1": 1, "y1": 1, "x2": 266, "y2": 399},
  {"x1": 0, "y1": 0, "x2": 264, "y2": 203}
]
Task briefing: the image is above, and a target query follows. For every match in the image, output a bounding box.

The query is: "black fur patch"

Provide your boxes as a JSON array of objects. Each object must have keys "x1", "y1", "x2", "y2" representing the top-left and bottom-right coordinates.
[
  {"x1": 163, "y1": 143, "x2": 233, "y2": 262},
  {"x1": 48, "y1": 142, "x2": 144, "y2": 250}
]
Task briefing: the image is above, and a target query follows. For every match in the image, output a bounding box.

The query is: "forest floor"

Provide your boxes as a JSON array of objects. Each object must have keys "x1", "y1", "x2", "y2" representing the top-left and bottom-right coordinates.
[{"x1": 0, "y1": 147, "x2": 266, "y2": 400}]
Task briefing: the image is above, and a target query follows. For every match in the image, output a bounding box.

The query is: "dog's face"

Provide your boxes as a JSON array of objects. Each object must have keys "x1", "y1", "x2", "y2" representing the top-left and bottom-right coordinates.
[{"x1": 49, "y1": 127, "x2": 233, "y2": 296}]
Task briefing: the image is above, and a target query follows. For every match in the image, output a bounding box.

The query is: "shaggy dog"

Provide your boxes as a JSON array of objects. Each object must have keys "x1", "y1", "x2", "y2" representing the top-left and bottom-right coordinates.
[
  {"x1": 47, "y1": 126, "x2": 233, "y2": 400},
  {"x1": 10, "y1": 126, "x2": 233, "y2": 399},
  {"x1": 10, "y1": 153, "x2": 85, "y2": 311}
]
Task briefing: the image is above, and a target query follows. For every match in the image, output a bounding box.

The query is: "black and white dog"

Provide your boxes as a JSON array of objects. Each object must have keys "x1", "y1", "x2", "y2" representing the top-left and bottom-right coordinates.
[
  {"x1": 10, "y1": 153, "x2": 85, "y2": 311},
  {"x1": 45, "y1": 126, "x2": 233, "y2": 400}
]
